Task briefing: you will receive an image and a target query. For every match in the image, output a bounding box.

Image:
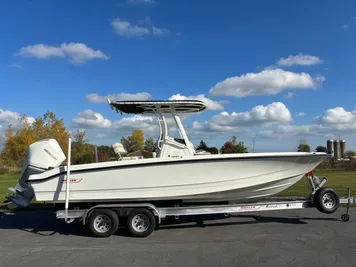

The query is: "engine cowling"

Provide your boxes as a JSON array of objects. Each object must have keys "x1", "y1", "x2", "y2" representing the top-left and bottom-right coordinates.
[{"x1": 7, "y1": 139, "x2": 66, "y2": 208}]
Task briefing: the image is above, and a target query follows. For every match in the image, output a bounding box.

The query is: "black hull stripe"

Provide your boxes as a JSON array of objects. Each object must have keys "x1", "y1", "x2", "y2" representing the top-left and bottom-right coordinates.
[{"x1": 28, "y1": 153, "x2": 329, "y2": 183}]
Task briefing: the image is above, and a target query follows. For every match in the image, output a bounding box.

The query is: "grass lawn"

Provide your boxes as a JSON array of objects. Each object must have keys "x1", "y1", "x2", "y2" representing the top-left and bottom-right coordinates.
[
  {"x1": 277, "y1": 170, "x2": 356, "y2": 197},
  {"x1": 0, "y1": 171, "x2": 356, "y2": 204},
  {"x1": 0, "y1": 173, "x2": 19, "y2": 203}
]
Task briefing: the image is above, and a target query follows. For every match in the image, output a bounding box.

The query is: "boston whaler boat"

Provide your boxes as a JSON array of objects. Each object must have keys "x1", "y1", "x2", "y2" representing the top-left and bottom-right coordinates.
[{"x1": 6, "y1": 99, "x2": 355, "y2": 237}]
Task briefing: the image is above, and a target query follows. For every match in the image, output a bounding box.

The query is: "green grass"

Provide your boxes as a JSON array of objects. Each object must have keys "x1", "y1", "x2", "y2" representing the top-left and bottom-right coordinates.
[
  {"x1": 0, "y1": 173, "x2": 19, "y2": 203},
  {"x1": 277, "y1": 170, "x2": 356, "y2": 197},
  {"x1": 1, "y1": 171, "x2": 356, "y2": 205}
]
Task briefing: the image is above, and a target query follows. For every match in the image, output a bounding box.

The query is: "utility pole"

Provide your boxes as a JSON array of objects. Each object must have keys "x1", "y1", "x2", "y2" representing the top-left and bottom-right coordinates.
[{"x1": 252, "y1": 137, "x2": 255, "y2": 153}]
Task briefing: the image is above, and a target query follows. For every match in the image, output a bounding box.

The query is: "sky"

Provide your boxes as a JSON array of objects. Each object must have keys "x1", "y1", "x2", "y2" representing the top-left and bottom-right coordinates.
[{"x1": 1, "y1": 0, "x2": 356, "y2": 152}]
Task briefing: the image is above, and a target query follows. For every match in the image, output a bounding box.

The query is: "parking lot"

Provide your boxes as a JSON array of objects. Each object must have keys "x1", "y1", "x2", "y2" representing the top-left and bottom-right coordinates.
[{"x1": 0, "y1": 208, "x2": 355, "y2": 267}]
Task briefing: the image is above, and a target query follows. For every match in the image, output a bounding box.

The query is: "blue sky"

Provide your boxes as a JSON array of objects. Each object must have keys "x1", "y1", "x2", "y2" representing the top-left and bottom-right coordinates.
[{"x1": 1, "y1": 0, "x2": 356, "y2": 152}]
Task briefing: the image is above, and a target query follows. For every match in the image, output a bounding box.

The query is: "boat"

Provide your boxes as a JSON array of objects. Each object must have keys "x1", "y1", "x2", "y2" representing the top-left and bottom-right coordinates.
[{"x1": 7, "y1": 99, "x2": 331, "y2": 208}]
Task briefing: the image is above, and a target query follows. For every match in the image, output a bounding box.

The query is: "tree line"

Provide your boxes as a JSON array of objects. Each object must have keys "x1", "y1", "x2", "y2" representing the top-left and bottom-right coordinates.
[{"x1": 1, "y1": 111, "x2": 355, "y2": 175}]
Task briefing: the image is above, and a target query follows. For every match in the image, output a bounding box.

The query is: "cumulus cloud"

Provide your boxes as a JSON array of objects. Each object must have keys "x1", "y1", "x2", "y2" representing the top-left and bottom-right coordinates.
[
  {"x1": 113, "y1": 114, "x2": 157, "y2": 133},
  {"x1": 152, "y1": 27, "x2": 169, "y2": 36},
  {"x1": 276, "y1": 53, "x2": 323, "y2": 67},
  {"x1": 313, "y1": 107, "x2": 356, "y2": 124},
  {"x1": 168, "y1": 93, "x2": 224, "y2": 111},
  {"x1": 15, "y1": 43, "x2": 109, "y2": 64},
  {"x1": 296, "y1": 112, "x2": 306, "y2": 116},
  {"x1": 209, "y1": 69, "x2": 324, "y2": 98},
  {"x1": 72, "y1": 110, "x2": 112, "y2": 128},
  {"x1": 86, "y1": 92, "x2": 151, "y2": 103},
  {"x1": 0, "y1": 109, "x2": 21, "y2": 123},
  {"x1": 257, "y1": 106, "x2": 356, "y2": 139},
  {"x1": 191, "y1": 102, "x2": 292, "y2": 134},
  {"x1": 111, "y1": 17, "x2": 169, "y2": 38},
  {"x1": 111, "y1": 18, "x2": 150, "y2": 38}
]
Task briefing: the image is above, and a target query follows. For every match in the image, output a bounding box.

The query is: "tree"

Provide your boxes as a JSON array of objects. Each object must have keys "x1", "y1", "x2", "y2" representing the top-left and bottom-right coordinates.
[
  {"x1": 196, "y1": 140, "x2": 209, "y2": 151},
  {"x1": 71, "y1": 129, "x2": 94, "y2": 164},
  {"x1": 121, "y1": 130, "x2": 145, "y2": 154},
  {"x1": 298, "y1": 144, "x2": 310, "y2": 152},
  {"x1": 345, "y1": 150, "x2": 356, "y2": 158},
  {"x1": 143, "y1": 137, "x2": 155, "y2": 158},
  {"x1": 196, "y1": 140, "x2": 219, "y2": 154},
  {"x1": 315, "y1": 146, "x2": 327, "y2": 152},
  {"x1": 220, "y1": 136, "x2": 247, "y2": 154},
  {"x1": 1, "y1": 112, "x2": 70, "y2": 168},
  {"x1": 206, "y1": 147, "x2": 219, "y2": 154}
]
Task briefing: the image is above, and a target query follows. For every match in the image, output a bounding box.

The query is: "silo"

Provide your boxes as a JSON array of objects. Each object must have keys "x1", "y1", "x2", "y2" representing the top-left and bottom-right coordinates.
[
  {"x1": 327, "y1": 139, "x2": 334, "y2": 157},
  {"x1": 333, "y1": 139, "x2": 341, "y2": 160},
  {"x1": 340, "y1": 140, "x2": 346, "y2": 158}
]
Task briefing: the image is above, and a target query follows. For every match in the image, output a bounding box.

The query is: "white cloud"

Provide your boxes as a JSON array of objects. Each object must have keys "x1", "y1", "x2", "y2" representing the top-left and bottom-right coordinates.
[
  {"x1": 296, "y1": 112, "x2": 306, "y2": 116},
  {"x1": 313, "y1": 107, "x2": 356, "y2": 124},
  {"x1": 276, "y1": 53, "x2": 323, "y2": 67},
  {"x1": 342, "y1": 24, "x2": 349, "y2": 29},
  {"x1": 0, "y1": 109, "x2": 21, "y2": 123},
  {"x1": 191, "y1": 102, "x2": 292, "y2": 134},
  {"x1": 114, "y1": 115, "x2": 158, "y2": 134},
  {"x1": 152, "y1": 27, "x2": 169, "y2": 36},
  {"x1": 72, "y1": 110, "x2": 112, "y2": 128},
  {"x1": 8, "y1": 64, "x2": 22, "y2": 69},
  {"x1": 168, "y1": 93, "x2": 224, "y2": 110},
  {"x1": 86, "y1": 92, "x2": 151, "y2": 103},
  {"x1": 209, "y1": 69, "x2": 324, "y2": 98},
  {"x1": 111, "y1": 17, "x2": 169, "y2": 38},
  {"x1": 111, "y1": 18, "x2": 150, "y2": 38},
  {"x1": 257, "y1": 106, "x2": 356, "y2": 139},
  {"x1": 15, "y1": 43, "x2": 109, "y2": 64}
]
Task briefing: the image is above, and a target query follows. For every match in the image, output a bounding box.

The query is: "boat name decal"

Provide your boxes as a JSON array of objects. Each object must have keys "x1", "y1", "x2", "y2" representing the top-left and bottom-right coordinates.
[{"x1": 63, "y1": 178, "x2": 83, "y2": 183}]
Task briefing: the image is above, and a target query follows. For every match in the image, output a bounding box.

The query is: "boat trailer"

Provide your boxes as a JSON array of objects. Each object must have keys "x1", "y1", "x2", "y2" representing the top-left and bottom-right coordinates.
[{"x1": 55, "y1": 166, "x2": 356, "y2": 237}]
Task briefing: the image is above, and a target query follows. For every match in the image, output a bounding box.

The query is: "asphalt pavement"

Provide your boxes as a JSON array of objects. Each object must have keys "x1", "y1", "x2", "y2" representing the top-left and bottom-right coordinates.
[{"x1": 0, "y1": 208, "x2": 355, "y2": 267}]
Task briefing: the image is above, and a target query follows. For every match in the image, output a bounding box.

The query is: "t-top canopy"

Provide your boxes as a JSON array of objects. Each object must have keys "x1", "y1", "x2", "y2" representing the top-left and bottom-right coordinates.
[{"x1": 107, "y1": 99, "x2": 207, "y2": 114}]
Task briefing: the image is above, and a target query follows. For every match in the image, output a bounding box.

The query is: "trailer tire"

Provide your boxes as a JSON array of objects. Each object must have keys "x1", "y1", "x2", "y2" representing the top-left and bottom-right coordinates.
[
  {"x1": 87, "y1": 209, "x2": 119, "y2": 237},
  {"x1": 314, "y1": 188, "x2": 340, "y2": 214},
  {"x1": 127, "y1": 208, "x2": 156, "y2": 238}
]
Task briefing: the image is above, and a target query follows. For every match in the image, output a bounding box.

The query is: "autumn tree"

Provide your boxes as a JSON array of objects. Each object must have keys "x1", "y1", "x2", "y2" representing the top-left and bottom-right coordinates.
[
  {"x1": 121, "y1": 130, "x2": 145, "y2": 154},
  {"x1": 1, "y1": 112, "x2": 70, "y2": 168},
  {"x1": 220, "y1": 136, "x2": 247, "y2": 154}
]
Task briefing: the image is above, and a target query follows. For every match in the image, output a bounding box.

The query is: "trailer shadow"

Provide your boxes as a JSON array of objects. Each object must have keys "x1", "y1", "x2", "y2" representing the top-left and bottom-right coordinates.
[
  {"x1": 0, "y1": 209, "x2": 341, "y2": 238},
  {"x1": 157, "y1": 213, "x2": 340, "y2": 231},
  {"x1": 0, "y1": 209, "x2": 91, "y2": 237}
]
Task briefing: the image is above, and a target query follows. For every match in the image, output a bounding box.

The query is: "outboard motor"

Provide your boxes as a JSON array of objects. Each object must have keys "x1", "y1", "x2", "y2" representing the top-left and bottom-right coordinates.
[{"x1": 7, "y1": 139, "x2": 66, "y2": 208}]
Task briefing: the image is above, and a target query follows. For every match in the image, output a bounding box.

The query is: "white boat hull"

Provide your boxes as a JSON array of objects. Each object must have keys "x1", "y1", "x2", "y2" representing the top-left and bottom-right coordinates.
[{"x1": 26, "y1": 152, "x2": 328, "y2": 204}]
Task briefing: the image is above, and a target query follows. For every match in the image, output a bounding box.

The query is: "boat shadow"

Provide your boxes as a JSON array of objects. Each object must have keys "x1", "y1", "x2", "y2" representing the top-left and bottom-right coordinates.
[{"x1": 0, "y1": 209, "x2": 341, "y2": 237}]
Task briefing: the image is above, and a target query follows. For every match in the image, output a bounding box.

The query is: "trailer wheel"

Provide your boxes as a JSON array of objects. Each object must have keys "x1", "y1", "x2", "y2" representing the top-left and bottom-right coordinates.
[
  {"x1": 314, "y1": 188, "x2": 340, "y2": 214},
  {"x1": 341, "y1": 214, "x2": 350, "y2": 222},
  {"x1": 88, "y1": 209, "x2": 119, "y2": 237},
  {"x1": 127, "y1": 208, "x2": 156, "y2": 238}
]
